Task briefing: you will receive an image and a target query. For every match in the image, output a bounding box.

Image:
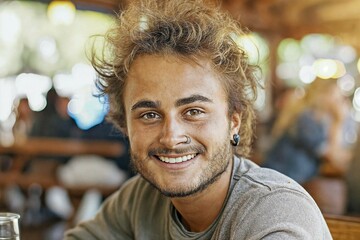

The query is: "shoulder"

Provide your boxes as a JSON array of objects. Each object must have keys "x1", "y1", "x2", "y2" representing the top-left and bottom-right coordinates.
[
  {"x1": 233, "y1": 158, "x2": 316, "y2": 205},
  {"x1": 109, "y1": 175, "x2": 170, "y2": 220},
  {"x1": 225, "y1": 158, "x2": 331, "y2": 238},
  {"x1": 237, "y1": 158, "x2": 307, "y2": 192}
]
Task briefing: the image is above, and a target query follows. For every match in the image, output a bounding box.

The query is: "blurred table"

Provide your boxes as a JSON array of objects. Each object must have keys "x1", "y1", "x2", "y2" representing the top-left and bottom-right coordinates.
[
  {"x1": 325, "y1": 214, "x2": 360, "y2": 240},
  {"x1": 0, "y1": 137, "x2": 125, "y2": 195}
]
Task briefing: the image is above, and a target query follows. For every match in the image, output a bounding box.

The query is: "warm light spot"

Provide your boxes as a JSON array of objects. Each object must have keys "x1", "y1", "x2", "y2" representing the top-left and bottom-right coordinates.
[
  {"x1": 332, "y1": 60, "x2": 346, "y2": 78},
  {"x1": 232, "y1": 33, "x2": 269, "y2": 64},
  {"x1": 47, "y1": 0, "x2": 76, "y2": 25},
  {"x1": 312, "y1": 59, "x2": 337, "y2": 79}
]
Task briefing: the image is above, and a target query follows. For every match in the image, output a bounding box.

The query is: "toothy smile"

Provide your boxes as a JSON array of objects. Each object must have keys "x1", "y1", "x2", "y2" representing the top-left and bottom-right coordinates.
[{"x1": 157, "y1": 154, "x2": 197, "y2": 163}]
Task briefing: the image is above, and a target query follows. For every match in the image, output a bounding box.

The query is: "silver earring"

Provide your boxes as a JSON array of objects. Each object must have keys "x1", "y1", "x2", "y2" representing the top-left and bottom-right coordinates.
[
  {"x1": 231, "y1": 134, "x2": 240, "y2": 146},
  {"x1": 185, "y1": 136, "x2": 191, "y2": 144}
]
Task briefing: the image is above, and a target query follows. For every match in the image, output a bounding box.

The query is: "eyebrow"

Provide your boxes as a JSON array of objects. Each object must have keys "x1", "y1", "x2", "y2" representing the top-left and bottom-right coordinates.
[
  {"x1": 131, "y1": 94, "x2": 213, "y2": 111},
  {"x1": 175, "y1": 94, "x2": 213, "y2": 107},
  {"x1": 131, "y1": 100, "x2": 160, "y2": 111}
]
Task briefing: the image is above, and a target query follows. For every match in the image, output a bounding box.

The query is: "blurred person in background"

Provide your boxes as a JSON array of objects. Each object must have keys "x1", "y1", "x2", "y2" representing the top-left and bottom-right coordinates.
[
  {"x1": 79, "y1": 120, "x2": 132, "y2": 177},
  {"x1": 254, "y1": 86, "x2": 304, "y2": 163},
  {"x1": 263, "y1": 78, "x2": 354, "y2": 184},
  {"x1": 30, "y1": 88, "x2": 81, "y2": 139},
  {"x1": 29, "y1": 88, "x2": 131, "y2": 174},
  {"x1": 4, "y1": 90, "x2": 81, "y2": 225},
  {"x1": 12, "y1": 98, "x2": 34, "y2": 143},
  {"x1": 65, "y1": 0, "x2": 331, "y2": 239},
  {"x1": 12, "y1": 89, "x2": 131, "y2": 224},
  {"x1": 269, "y1": 86, "x2": 304, "y2": 129}
]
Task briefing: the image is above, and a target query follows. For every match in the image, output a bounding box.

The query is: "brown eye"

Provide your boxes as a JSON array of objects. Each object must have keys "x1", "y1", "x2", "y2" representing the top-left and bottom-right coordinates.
[
  {"x1": 185, "y1": 109, "x2": 204, "y2": 117},
  {"x1": 141, "y1": 112, "x2": 160, "y2": 120}
]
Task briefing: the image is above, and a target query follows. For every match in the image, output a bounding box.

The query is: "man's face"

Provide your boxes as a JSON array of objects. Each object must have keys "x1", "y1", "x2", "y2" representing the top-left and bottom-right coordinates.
[{"x1": 123, "y1": 54, "x2": 238, "y2": 198}]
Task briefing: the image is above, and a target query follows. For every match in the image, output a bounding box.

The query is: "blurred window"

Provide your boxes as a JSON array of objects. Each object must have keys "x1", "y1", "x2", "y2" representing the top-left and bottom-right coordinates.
[{"x1": 0, "y1": 1, "x2": 115, "y2": 135}]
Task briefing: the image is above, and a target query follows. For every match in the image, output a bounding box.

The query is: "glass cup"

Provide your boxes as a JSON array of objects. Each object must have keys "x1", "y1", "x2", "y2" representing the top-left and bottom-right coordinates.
[{"x1": 0, "y1": 213, "x2": 20, "y2": 240}]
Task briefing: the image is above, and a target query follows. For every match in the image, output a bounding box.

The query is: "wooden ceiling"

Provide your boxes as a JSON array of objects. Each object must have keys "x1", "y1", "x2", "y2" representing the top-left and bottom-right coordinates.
[
  {"x1": 221, "y1": 0, "x2": 360, "y2": 51},
  {"x1": 70, "y1": 0, "x2": 360, "y2": 52}
]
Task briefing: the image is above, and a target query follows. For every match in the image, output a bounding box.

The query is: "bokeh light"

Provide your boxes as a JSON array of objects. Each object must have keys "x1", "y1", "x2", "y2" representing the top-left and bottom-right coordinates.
[
  {"x1": 0, "y1": 78, "x2": 16, "y2": 121},
  {"x1": 352, "y1": 87, "x2": 360, "y2": 111},
  {"x1": 232, "y1": 33, "x2": 269, "y2": 64},
  {"x1": 0, "y1": 1, "x2": 114, "y2": 131},
  {"x1": 312, "y1": 59, "x2": 337, "y2": 79},
  {"x1": 276, "y1": 62, "x2": 299, "y2": 80},
  {"x1": 27, "y1": 93, "x2": 47, "y2": 112},
  {"x1": 68, "y1": 94, "x2": 107, "y2": 130},
  {"x1": 337, "y1": 45, "x2": 357, "y2": 63},
  {"x1": 300, "y1": 34, "x2": 335, "y2": 57},
  {"x1": 337, "y1": 74, "x2": 355, "y2": 96},
  {"x1": 299, "y1": 65, "x2": 316, "y2": 84},
  {"x1": 332, "y1": 60, "x2": 346, "y2": 78},
  {"x1": 47, "y1": 0, "x2": 76, "y2": 25},
  {"x1": 278, "y1": 38, "x2": 302, "y2": 62},
  {"x1": 0, "y1": 9, "x2": 21, "y2": 45},
  {"x1": 38, "y1": 36, "x2": 58, "y2": 63},
  {"x1": 15, "y1": 73, "x2": 52, "y2": 97}
]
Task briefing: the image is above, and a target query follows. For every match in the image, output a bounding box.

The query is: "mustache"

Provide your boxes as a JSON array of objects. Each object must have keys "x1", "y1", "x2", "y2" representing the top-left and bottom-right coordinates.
[{"x1": 148, "y1": 145, "x2": 206, "y2": 156}]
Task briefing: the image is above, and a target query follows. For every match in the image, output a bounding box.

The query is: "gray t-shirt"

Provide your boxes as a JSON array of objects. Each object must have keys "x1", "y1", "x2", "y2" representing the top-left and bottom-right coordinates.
[{"x1": 65, "y1": 157, "x2": 332, "y2": 239}]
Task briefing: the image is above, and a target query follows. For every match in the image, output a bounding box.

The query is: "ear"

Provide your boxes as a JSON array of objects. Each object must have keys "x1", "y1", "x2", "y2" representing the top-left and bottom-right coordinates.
[{"x1": 230, "y1": 111, "x2": 241, "y2": 135}]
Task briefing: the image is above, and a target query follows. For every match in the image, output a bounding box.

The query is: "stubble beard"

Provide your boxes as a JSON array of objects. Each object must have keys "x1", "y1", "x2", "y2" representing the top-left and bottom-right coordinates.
[{"x1": 130, "y1": 138, "x2": 233, "y2": 198}]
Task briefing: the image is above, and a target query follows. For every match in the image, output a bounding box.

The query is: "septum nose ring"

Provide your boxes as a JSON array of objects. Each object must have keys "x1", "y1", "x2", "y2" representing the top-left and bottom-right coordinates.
[{"x1": 184, "y1": 136, "x2": 191, "y2": 144}]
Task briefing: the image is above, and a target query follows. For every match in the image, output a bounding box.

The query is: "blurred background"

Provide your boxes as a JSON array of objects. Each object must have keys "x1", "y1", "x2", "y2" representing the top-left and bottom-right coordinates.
[{"x1": 1, "y1": 0, "x2": 360, "y2": 239}]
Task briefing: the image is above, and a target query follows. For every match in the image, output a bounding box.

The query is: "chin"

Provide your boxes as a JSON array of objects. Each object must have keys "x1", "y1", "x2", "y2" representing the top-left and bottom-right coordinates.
[{"x1": 153, "y1": 169, "x2": 225, "y2": 198}]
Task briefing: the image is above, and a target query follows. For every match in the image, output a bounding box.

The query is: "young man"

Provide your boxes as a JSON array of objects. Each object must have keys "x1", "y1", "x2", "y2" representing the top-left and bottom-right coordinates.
[{"x1": 65, "y1": 0, "x2": 332, "y2": 239}]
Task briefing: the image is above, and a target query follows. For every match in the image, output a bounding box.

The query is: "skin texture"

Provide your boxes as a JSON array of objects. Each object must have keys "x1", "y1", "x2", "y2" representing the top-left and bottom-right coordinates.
[{"x1": 123, "y1": 54, "x2": 241, "y2": 231}]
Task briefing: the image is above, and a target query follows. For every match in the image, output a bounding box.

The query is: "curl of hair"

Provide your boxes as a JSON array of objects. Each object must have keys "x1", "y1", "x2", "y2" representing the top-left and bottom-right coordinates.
[{"x1": 92, "y1": 0, "x2": 260, "y2": 157}]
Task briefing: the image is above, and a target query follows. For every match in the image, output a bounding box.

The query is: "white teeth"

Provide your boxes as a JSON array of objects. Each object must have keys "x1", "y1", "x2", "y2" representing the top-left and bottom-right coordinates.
[{"x1": 158, "y1": 154, "x2": 196, "y2": 163}]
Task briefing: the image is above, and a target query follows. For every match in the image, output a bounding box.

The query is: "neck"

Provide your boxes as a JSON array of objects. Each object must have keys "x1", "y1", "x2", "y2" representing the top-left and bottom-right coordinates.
[{"x1": 171, "y1": 158, "x2": 234, "y2": 232}]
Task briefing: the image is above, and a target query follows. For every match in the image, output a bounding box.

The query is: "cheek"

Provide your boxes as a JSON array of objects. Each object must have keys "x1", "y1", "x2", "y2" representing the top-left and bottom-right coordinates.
[
  {"x1": 128, "y1": 125, "x2": 157, "y2": 151},
  {"x1": 192, "y1": 114, "x2": 230, "y2": 139},
  {"x1": 129, "y1": 130, "x2": 145, "y2": 146}
]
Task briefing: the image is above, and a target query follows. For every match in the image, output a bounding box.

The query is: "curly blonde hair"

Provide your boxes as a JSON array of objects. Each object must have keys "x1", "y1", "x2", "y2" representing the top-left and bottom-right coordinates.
[{"x1": 92, "y1": 0, "x2": 259, "y2": 157}]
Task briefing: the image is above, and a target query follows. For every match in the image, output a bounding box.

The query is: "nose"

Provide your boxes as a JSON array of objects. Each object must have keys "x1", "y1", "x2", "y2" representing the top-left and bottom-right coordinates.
[{"x1": 159, "y1": 116, "x2": 187, "y2": 149}]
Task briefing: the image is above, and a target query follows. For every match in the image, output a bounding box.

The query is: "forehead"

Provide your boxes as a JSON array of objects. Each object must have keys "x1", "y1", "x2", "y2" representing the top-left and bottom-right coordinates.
[{"x1": 123, "y1": 54, "x2": 227, "y2": 106}]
